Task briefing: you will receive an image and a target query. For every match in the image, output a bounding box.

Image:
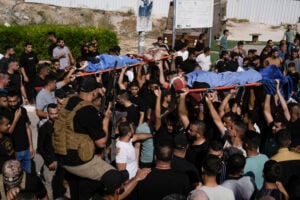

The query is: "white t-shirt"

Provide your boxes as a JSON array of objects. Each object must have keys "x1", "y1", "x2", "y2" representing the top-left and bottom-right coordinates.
[
  {"x1": 200, "y1": 185, "x2": 235, "y2": 200},
  {"x1": 176, "y1": 50, "x2": 189, "y2": 61},
  {"x1": 116, "y1": 139, "x2": 138, "y2": 179},
  {"x1": 196, "y1": 53, "x2": 211, "y2": 71},
  {"x1": 223, "y1": 140, "x2": 247, "y2": 157}
]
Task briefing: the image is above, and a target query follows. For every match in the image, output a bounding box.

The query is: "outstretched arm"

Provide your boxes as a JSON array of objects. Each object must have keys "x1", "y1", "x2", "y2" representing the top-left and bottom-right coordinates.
[
  {"x1": 178, "y1": 89, "x2": 190, "y2": 128},
  {"x1": 119, "y1": 168, "x2": 151, "y2": 200},
  {"x1": 118, "y1": 67, "x2": 127, "y2": 90},
  {"x1": 133, "y1": 133, "x2": 152, "y2": 142},
  {"x1": 205, "y1": 93, "x2": 226, "y2": 137},
  {"x1": 276, "y1": 79, "x2": 291, "y2": 121},
  {"x1": 263, "y1": 94, "x2": 273, "y2": 126},
  {"x1": 248, "y1": 88, "x2": 255, "y2": 110},
  {"x1": 157, "y1": 60, "x2": 169, "y2": 88},
  {"x1": 219, "y1": 88, "x2": 235, "y2": 118},
  {"x1": 137, "y1": 65, "x2": 145, "y2": 89},
  {"x1": 154, "y1": 88, "x2": 162, "y2": 131}
]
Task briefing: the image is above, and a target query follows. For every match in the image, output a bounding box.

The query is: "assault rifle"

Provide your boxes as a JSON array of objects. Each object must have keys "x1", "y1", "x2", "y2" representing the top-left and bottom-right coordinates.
[{"x1": 99, "y1": 61, "x2": 118, "y2": 120}]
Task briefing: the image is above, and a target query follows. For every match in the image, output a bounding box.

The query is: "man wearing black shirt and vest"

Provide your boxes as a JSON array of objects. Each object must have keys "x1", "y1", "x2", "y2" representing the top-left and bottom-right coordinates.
[{"x1": 53, "y1": 76, "x2": 114, "y2": 180}]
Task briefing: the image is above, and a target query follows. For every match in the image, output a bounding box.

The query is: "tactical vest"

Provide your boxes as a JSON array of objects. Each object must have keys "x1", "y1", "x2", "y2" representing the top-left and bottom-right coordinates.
[{"x1": 53, "y1": 95, "x2": 96, "y2": 162}]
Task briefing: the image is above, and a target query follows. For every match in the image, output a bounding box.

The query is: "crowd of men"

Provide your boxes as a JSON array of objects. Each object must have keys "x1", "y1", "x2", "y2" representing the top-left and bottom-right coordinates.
[{"x1": 0, "y1": 26, "x2": 299, "y2": 200}]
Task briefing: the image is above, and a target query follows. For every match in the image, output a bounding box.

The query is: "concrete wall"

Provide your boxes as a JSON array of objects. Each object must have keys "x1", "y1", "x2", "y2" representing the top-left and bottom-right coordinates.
[
  {"x1": 25, "y1": 0, "x2": 172, "y2": 17},
  {"x1": 226, "y1": 0, "x2": 300, "y2": 25}
]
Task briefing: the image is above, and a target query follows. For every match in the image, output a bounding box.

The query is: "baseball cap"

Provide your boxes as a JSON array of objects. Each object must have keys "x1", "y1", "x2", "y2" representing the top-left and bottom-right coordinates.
[
  {"x1": 101, "y1": 169, "x2": 129, "y2": 194},
  {"x1": 2, "y1": 160, "x2": 23, "y2": 191},
  {"x1": 80, "y1": 76, "x2": 99, "y2": 92},
  {"x1": 174, "y1": 133, "x2": 188, "y2": 150}
]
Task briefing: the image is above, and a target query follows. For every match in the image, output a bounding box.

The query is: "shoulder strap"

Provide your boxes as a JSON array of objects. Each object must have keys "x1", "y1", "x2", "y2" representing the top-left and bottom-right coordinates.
[{"x1": 62, "y1": 94, "x2": 78, "y2": 109}]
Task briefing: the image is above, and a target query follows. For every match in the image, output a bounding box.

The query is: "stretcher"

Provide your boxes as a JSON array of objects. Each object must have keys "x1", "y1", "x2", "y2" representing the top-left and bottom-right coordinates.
[
  {"x1": 75, "y1": 55, "x2": 171, "y2": 77},
  {"x1": 188, "y1": 82, "x2": 262, "y2": 93}
]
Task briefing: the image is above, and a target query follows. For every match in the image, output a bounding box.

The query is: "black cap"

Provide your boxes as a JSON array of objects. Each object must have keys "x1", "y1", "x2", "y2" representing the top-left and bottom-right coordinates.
[
  {"x1": 101, "y1": 170, "x2": 129, "y2": 194},
  {"x1": 174, "y1": 133, "x2": 188, "y2": 150},
  {"x1": 80, "y1": 77, "x2": 99, "y2": 92}
]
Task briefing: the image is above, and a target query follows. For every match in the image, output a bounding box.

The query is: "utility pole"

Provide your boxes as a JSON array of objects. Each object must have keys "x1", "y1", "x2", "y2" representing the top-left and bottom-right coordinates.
[
  {"x1": 172, "y1": 0, "x2": 176, "y2": 50},
  {"x1": 138, "y1": 31, "x2": 145, "y2": 54}
]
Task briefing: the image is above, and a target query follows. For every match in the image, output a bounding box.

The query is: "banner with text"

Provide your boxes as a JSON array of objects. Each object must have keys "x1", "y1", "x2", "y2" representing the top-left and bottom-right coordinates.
[{"x1": 175, "y1": 0, "x2": 214, "y2": 29}]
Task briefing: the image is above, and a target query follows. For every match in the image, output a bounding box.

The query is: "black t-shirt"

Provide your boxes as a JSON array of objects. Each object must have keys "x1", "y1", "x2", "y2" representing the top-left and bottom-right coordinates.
[
  {"x1": 227, "y1": 60, "x2": 239, "y2": 72},
  {"x1": 33, "y1": 76, "x2": 46, "y2": 91},
  {"x1": 11, "y1": 107, "x2": 30, "y2": 152},
  {"x1": 48, "y1": 43, "x2": 57, "y2": 57},
  {"x1": 261, "y1": 122, "x2": 279, "y2": 158},
  {"x1": 135, "y1": 168, "x2": 191, "y2": 200},
  {"x1": 139, "y1": 85, "x2": 156, "y2": 110},
  {"x1": 185, "y1": 141, "x2": 209, "y2": 175},
  {"x1": 7, "y1": 72, "x2": 22, "y2": 98},
  {"x1": 174, "y1": 39, "x2": 188, "y2": 51},
  {"x1": 62, "y1": 96, "x2": 105, "y2": 166},
  {"x1": 171, "y1": 155, "x2": 201, "y2": 185},
  {"x1": 181, "y1": 59, "x2": 198, "y2": 73},
  {"x1": 49, "y1": 70, "x2": 65, "y2": 81},
  {"x1": 288, "y1": 72, "x2": 299, "y2": 92},
  {"x1": 19, "y1": 52, "x2": 39, "y2": 79},
  {"x1": 0, "y1": 135, "x2": 15, "y2": 171},
  {"x1": 125, "y1": 103, "x2": 140, "y2": 127},
  {"x1": 195, "y1": 41, "x2": 205, "y2": 52},
  {"x1": 154, "y1": 125, "x2": 175, "y2": 147},
  {"x1": 24, "y1": 172, "x2": 47, "y2": 199},
  {"x1": 37, "y1": 120, "x2": 56, "y2": 166},
  {"x1": 129, "y1": 95, "x2": 146, "y2": 113},
  {"x1": 216, "y1": 60, "x2": 230, "y2": 73},
  {"x1": 65, "y1": 172, "x2": 103, "y2": 200},
  {"x1": 290, "y1": 118, "x2": 300, "y2": 147},
  {"x1": 0, "y1": 57, "x2": 11, "y2": 73}
]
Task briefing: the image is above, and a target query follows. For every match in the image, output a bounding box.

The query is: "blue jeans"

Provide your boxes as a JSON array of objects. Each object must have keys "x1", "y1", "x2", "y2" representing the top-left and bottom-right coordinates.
[{"x1": 16, "y1": 149, "x2": 31, "y2": 173}]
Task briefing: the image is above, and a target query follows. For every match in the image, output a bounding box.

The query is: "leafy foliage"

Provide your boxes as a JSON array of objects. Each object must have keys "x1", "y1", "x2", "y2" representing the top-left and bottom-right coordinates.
[{"x1": 0, "y1": 25, "x2": 118, "y2": 59}]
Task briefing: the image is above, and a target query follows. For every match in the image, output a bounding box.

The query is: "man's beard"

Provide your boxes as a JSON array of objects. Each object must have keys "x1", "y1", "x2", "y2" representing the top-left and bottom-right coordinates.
[{"x1": 10, "y1": 105, "x2": 19, "y2": 111}]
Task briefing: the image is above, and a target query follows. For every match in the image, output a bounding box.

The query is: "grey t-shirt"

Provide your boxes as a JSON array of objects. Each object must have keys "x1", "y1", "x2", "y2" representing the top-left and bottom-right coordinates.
[
  {"x1": 222, "y1": 176, "x2": 256, "y2": 200},
  {"x1": 53, "y1": 46, "x2": 70, "y2": 69},
  {"x1": 135, "y1": 122, "x2": 154, "y2": 163},
  {"x1": 36, "y1": 89, "x2": 56, "y2": 113}
]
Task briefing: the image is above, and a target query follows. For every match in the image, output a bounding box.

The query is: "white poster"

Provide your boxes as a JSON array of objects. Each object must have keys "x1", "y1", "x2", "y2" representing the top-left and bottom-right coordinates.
[
  {"x1": 175, "y1": 0, "x2": 214, "y2": 29},
  {"x1": 137, "y1": 0, "x2": 153, "y2": 32}
]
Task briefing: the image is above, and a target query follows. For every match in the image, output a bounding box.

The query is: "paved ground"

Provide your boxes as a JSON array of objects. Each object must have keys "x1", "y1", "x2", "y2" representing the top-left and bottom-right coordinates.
[{"x1": 25, "y1": 105, "x2": 39, "y2": 150}]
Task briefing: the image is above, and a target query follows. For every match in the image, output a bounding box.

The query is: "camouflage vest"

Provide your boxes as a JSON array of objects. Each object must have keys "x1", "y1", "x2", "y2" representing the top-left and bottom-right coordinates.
[{"x1": 53, "y1": 95, "x2": 96, "y2": 162}]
